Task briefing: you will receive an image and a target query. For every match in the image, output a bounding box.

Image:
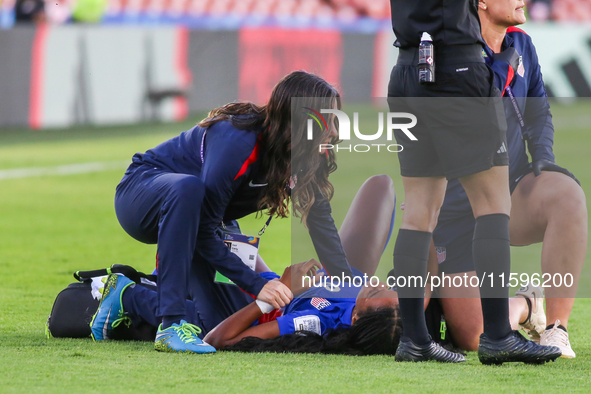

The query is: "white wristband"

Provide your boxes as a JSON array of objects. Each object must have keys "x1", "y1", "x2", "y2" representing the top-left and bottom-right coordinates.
[{"x1": 255, "y1": 299, "x2": 275, "y2": 314}]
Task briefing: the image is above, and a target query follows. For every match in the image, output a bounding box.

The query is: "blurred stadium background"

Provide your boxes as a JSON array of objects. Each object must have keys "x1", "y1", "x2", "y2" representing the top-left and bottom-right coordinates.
[
  {"x1": 1, "y1": 2, "x2": 591, "y2": 391},
  {"x1": 1, "y1": 0, "x2": 591, "y2": 129}
]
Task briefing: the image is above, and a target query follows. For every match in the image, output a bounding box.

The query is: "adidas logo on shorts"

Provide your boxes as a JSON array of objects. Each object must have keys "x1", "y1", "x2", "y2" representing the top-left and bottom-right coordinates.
[{"x1": 497, "y1": 142, "x2": 507, "y2": 154}]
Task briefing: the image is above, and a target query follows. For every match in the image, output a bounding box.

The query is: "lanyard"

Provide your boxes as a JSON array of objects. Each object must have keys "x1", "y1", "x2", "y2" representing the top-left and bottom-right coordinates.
[
  {"x1": 258, "y1": 216, "x2": 272, "y2": 236},
  {"x1": 221, "y1": 215, "x2": 272, "y2": 236},
  {"x1": 200, "y1": 130, "x2": 207, "y2": 163},
  {"x1": 505, "y1": 86, "x2": 525, "y2": 128}
]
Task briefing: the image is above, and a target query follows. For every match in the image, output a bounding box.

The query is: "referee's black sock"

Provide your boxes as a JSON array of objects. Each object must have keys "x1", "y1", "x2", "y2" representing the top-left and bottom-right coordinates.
[
  {"x1": 473, "y1": 214, "x2": 512, "y2": 341},
  {"x1": 391, "y1": 229, "x2": 431, "y2": 346}
]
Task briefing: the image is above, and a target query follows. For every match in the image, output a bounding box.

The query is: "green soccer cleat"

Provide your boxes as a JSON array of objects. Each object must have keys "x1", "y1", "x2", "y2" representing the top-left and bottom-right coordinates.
[
  {"x1": 154, "y1": 320, "x2": 216, "y2": 354},
  {"x1": 90, "y1": 274, "x2": 134, "y2": 341}
]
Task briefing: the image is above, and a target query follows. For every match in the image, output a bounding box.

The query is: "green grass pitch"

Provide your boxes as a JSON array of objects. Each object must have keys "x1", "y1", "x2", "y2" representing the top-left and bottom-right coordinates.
[{"x1": 1, "y1": 102, "x2": 590, "y2": 393}]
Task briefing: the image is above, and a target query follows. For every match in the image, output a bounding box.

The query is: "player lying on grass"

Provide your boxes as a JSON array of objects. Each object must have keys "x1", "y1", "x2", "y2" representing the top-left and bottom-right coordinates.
[
  {"x1": 92, "y1": 175, "x2": 407, "y2": 355},
  {"x1": 105, "y1": 71, "x2": 358, "y2": 354},
  {"x1": 90, "y1": 174, "x2": 550, "y2": 359},
  {"x1": 204, "y1": 266, "x2": 547, "y2": 358},
  {"x1": 430, "y1": 0, "x2": 587, "y2": 358}
]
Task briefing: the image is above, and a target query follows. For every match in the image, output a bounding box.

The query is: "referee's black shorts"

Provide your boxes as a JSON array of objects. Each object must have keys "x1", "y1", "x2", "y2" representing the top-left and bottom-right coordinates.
[{"x1": 387, "y1": 44, "x2": 509, "y2": 180}]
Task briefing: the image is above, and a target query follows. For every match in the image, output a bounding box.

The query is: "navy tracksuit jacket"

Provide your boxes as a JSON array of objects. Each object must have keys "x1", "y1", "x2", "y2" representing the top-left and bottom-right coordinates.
[
  {"x1": 434, "y1": 26, "x2": 556, "y2": 253},
  {"x1": 115, "y1": 119, "x2": 352, "y2": 325}
]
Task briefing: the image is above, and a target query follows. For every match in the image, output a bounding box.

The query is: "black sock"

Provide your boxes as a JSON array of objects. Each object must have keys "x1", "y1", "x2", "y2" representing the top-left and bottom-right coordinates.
[
  {"x1": 391, "y1": 229, "x2": 432, "y2": 346},
  {"x1": 162, "y1": 315, "x2": 184, "y2": 329},
  {"x1": 546, "y1": 323, "x2": 567, "y2": 332},
  {"x1": 473, "y1": 214, "x2": 512, "y2": 340}
]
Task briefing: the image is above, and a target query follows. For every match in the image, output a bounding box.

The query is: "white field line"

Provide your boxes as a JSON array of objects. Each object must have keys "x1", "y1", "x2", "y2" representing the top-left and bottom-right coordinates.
[{"x1": 0, "y1": 160, "x2": 131, "y2": 180}]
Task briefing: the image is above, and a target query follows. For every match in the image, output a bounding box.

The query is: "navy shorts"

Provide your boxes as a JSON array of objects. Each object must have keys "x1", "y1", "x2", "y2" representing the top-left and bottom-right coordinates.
[
  {"x1": 433, "y1": 214, "x2": 476, "y2": 275},
  {"x1": 433, "y1": 166, "x2": 533, "y2": 274}
]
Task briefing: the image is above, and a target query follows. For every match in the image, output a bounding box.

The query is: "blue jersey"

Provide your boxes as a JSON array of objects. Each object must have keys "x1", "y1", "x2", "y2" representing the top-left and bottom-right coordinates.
[
  {"x1": 276, "y1": 268, "x2": 363, "y2": 335},
  {"x1": 128, "y1": 119, "x2": 352, "y2": 295},
  {"x1": 437, "y1": 27, "x2": 555, "y2": 224}
]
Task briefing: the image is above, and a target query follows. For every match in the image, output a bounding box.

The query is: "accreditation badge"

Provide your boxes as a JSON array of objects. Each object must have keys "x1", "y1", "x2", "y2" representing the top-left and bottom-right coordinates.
[{"x1": 214, "y1": 232, "x2": 260, "y2": 285}]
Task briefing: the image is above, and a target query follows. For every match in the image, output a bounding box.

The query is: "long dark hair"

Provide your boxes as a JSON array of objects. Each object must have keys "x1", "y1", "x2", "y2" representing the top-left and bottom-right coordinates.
[
  {"x1": 198, "y1": 71, "x2": 340, "y2": 224},
  {"x1": 223, "y1": 307, "x2": 402, "y2": 356}
]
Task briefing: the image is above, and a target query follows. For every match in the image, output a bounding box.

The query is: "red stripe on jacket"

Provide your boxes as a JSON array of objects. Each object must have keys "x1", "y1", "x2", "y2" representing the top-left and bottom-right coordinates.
[
  {"x1": 507, "y1": 26, "x2": 527, "y2": 35},
  {"x1": 502, "y1": 67, "x2": 515, "y2": 97},
  {"x1": 234, "y1": 141, "x2": 260, "y2": 180}
]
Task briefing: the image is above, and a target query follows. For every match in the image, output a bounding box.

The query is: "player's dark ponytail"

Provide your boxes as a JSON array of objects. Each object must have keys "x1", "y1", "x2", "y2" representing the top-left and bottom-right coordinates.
[
  {"x1": 223, "y1": 307, "x2": 401, "y2": 356},
  {"x1": 197, "y1": 70, "x2": 340, "y2": 225}
]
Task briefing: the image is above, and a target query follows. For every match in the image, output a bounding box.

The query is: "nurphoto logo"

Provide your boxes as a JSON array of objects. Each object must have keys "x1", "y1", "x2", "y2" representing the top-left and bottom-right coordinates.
[{"x1": 303, "y1": 108, "x2": 418, "y2": 153}]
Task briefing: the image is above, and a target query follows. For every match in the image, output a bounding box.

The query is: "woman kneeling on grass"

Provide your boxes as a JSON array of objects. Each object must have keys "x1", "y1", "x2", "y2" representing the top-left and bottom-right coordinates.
[
  {"x1": 92, "y1": 173, "x2": 405, "y2": 355},
  {"x1": 91, "y1": 70, "x2": 360, "y2": 354}
]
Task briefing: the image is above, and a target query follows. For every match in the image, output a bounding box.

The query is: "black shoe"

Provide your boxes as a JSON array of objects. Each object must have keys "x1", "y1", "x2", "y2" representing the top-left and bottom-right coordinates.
[
  {"x1": 478, "y1": 330, "x2": 562, "y2": 365},
  {"x1": 395, "y1": 337, "x2": 466, "y2": 363}
]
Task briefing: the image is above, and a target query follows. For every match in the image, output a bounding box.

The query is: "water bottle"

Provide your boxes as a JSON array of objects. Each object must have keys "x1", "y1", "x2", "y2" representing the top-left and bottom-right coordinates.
[{"x1": 418, "y1": 32, "x2": 435, "y2": 84}]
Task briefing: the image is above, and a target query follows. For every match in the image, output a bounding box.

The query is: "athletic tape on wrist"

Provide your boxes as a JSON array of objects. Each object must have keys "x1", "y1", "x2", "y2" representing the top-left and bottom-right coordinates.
[{"x1": 255, "y1": 299, "x2": 275, "y2": 314}]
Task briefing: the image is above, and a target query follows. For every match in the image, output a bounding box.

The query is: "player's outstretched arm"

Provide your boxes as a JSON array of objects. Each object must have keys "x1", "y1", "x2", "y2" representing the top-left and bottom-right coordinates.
[{"x1": 204, "y1": 300, "x2": 281, "y2": 349}]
